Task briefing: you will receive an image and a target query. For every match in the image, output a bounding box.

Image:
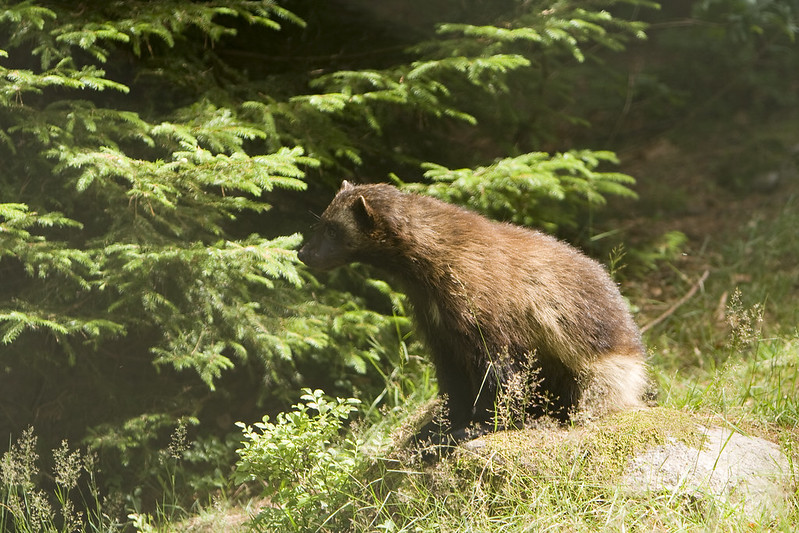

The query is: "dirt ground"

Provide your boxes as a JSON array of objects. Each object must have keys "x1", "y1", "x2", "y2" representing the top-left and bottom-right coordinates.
[{"x1": 609, "y1": 112, "x2": 799, "y2": 326}]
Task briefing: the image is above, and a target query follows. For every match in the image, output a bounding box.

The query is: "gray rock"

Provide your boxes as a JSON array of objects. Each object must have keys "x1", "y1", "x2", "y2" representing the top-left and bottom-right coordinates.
[{"x1": 622, "y1": 426, "x2": 792, "y2": 521}]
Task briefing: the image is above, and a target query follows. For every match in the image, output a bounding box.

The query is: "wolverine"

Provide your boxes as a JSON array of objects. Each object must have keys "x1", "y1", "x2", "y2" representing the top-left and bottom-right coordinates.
[{"x1": 299, "y1": 181, "x2": 647, "y2": 438}]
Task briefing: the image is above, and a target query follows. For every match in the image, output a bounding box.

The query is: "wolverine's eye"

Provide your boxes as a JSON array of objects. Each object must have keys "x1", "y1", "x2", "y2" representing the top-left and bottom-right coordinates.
[{"x1": 324, "y1": 225, "x2": 338, "y2": 239}]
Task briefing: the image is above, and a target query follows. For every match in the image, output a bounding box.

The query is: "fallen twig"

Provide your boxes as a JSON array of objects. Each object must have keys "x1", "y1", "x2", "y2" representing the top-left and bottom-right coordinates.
[{"x1": 641, "y1": 269, "x2": 710, "y2": 334}]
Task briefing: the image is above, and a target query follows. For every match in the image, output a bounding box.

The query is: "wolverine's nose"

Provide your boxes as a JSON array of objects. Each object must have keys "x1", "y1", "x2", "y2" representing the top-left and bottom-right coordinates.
[{"x1": 297, "y1": 246, "x2": 309, "y2": 264}]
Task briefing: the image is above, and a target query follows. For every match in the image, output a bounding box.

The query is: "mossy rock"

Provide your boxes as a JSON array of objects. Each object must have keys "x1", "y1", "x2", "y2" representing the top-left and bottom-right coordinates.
[{"x1": 451, "y1": 407, "x2": 792, "y2": 523}]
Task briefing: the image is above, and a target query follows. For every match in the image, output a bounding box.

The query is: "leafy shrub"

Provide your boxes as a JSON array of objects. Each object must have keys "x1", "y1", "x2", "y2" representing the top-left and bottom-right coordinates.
[{"x1": 234, "y1": 389, "x2": 362, "y2": 531}]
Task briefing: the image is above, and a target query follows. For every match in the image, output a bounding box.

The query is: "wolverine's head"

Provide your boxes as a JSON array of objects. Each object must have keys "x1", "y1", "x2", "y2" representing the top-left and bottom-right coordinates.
[{"x1": 298, "y1": 181, "x2": 393, "y2": 270}]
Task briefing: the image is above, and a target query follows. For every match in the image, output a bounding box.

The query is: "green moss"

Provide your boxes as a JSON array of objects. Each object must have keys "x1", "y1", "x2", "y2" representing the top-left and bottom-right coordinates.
[{"x1": 449, "y1": 407, "x2": 703, "y2": 488}]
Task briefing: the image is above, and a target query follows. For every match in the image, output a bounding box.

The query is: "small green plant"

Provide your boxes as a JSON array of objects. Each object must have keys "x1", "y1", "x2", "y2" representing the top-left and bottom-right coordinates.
[
  {"x1": 725, "y1": 287, "x2": 765, "y2": 354},
  {"x1": 233, "y1": 388, "x2": 362, "y2": 531},
  {"x1": 625, "y1": 230, "x2": 688, "y2": 275},
  {"x1": 489, "y1": 349, "x2": 550, "y2": 432}
]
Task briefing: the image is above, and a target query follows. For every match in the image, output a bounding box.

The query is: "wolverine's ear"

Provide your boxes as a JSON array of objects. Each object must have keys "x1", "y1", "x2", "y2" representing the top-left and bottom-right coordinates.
[
  {"x1": 352, "y1": 195, "x2": 376, "y2": 229},
  {"x1": 340, "y1": 180, "x2": 354, "y2": 191}
]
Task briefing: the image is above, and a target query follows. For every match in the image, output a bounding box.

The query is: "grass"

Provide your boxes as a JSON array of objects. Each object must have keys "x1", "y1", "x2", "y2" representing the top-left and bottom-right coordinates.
[
  {"x1": 0, "y1": 429, "x2": 124, "y2": 532},
  {"x1": 648, "y1": 193, "x2": 799, "y2": 427}
]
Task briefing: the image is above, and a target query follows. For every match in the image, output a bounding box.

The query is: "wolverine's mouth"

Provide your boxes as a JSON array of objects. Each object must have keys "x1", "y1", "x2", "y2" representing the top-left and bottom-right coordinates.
[
  {"x1": 296, "y1": 246, "x2": 320, "y2": 268},
  {"x1": 297, "y1": 246, "x2": 346, "y2": 271}
]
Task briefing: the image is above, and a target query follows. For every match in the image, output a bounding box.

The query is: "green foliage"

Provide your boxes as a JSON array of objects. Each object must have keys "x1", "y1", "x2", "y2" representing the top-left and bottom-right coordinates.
[
  {"x1": 0, "y1": 203, "x2": 89, "y2": 284},
  {"x1": 234, "y1": 389, "x2": 362, "y2": 531},
  {"x1": 86, "y1": 414, "x2": 197, "y2": 467},
  {"x1": 408, "y1": 0, "x2": 656, "y2": 149},
  {"x1": 695, "y1": 0, "x2": 799, "y2": 42},
  {"x1": 0, "y1": 203, "x2": 119, "y2": 356},
  {"x1": 622, "y1": 230, "x2": 688, "y2": 276},
  {"x1": 692, "y1": 0, "x2": 799, "y2": 110},
  {"x1": 0, "y1": 0, "x2": 322, "y2": 376},
  {"x1": 631, "y1": 0, "x2": 799, "y2": 126},
  {"x1": 100, "y1": 235, "x2": 309, "y2": 388},
  {"x1": 400, "y1": 150, "x2": 637, "y2": 230}
]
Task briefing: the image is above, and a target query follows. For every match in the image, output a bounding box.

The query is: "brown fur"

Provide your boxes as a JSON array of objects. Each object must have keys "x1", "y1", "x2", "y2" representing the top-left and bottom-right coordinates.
[{"x1": 299, "y1": 181, "x2": 647, "y2": 434}]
